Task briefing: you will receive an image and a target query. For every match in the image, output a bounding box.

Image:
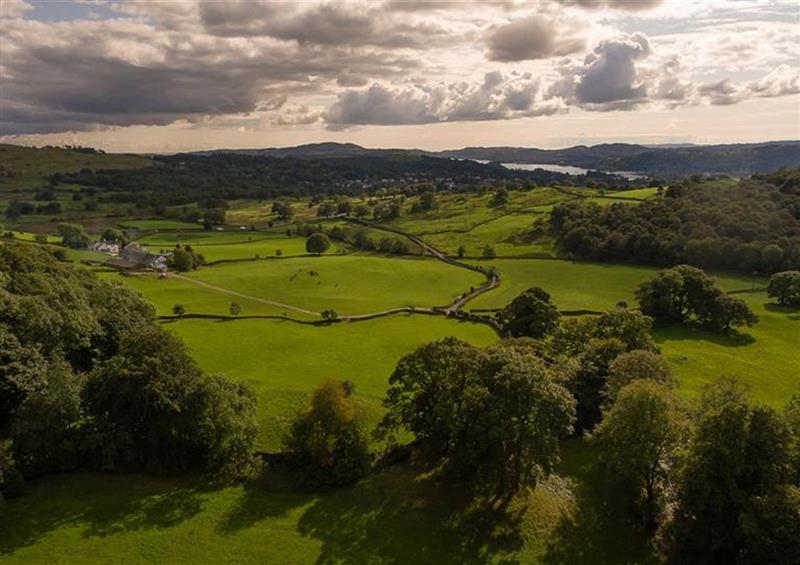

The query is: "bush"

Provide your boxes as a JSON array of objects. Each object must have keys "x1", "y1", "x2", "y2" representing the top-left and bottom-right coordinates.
[
  {"x1": 284, "y1": 380, "x2": 370, "y2": 488},
  {"x1": 306, "y1": 233, "x2": 331, "y2": 255}
]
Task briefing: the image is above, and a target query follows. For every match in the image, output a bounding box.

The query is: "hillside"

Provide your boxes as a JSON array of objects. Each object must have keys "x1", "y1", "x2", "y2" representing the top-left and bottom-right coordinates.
[
  {"x1": 435, "y1": 141, "x2": 800, "y2": 176},
  {"x1": 0, "y1": 144, "x2": 152, "y2": 179}
]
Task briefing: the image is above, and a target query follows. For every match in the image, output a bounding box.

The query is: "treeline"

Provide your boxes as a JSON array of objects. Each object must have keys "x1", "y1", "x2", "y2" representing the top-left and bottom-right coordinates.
[
  {"x1": 49, "y1": 153, "x2": 519, "y2": 206},
  {"x1": 44, "y1": 152, "x2": 650, "y2": 211},
  {"x1": 550, "y1": 169, "x2": 800, "y2": 274},
  {"x1": 0, "y1": 243, "x2": 258, "y2": 502}
]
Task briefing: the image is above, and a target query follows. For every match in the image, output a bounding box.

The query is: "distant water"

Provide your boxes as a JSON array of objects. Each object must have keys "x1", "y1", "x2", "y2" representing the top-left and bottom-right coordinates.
[{"x1": 475, "y1": 159, "x2": 645, "y2": 180}]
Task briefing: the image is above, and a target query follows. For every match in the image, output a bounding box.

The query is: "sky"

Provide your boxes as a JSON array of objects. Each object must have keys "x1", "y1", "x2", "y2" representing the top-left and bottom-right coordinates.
[{"x1": 0, "y1": 0, "x2": 798, "y2": 153}]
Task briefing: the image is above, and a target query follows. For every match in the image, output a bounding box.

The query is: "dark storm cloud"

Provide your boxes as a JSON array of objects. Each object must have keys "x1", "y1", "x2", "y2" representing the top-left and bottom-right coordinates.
[
  {"x1": 561, "y1": 0, "x2": 664, "y2": 11},
  {"x1": 198, "y1": 0, "x2": 453, "y2": 49},
  {"x1": 486, "y1": 15, "x2": 585, "y2": 62},
  {"x1": 0, "y1": 15, "x2": 421, "y2": 134}
]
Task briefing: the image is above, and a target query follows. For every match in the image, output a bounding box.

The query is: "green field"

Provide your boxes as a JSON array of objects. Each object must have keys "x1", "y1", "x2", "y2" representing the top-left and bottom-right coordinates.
[
  {"x1": 119, "y1": 219, "x2": 205, "y2": 230},
  {"x1": 139, "y1": 234, "x2": 334, "y2": 262},
  {"x1": 170, "y1": 315, "x2": 496, "y2": 449},
  {"x1": 182, "y1": 255, "x2": 486, "y2": 315}
]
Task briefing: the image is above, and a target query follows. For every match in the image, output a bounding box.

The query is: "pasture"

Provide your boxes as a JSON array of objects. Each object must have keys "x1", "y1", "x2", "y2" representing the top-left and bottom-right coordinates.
[
  {"x1": 182, "y1": 254, "x2": 486, "y2": 315},
  {"x1": 169, "y1": 315, "x2": 496, "y2": 449},
  {"x1": 138, "y1": 232, "x2": 334, "y2": 262}
]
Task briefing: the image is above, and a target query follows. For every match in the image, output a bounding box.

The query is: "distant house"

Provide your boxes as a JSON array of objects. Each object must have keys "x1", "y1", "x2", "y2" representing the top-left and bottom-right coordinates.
[
  {"x1": 107, "y1": 242, "x2": 169, "y2": 271},
  {"x1": 88, "y1": 240, "x2": 120, "y2": 255}
]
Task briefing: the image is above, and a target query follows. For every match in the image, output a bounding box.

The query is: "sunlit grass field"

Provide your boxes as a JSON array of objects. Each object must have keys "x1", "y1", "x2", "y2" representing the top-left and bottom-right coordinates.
[{"x1": 182, "y1": 254, "x2": 486, "y2": 315}]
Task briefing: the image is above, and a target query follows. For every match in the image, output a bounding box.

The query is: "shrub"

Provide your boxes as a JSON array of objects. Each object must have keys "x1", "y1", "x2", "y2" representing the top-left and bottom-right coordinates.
[{"x1": 284, "y1": 380, "x2": 370, "y2": 488}]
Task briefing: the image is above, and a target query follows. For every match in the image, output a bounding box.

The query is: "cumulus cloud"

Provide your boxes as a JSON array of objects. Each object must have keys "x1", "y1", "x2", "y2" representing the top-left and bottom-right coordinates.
[
  {"x1": 486, "y1": 14, "x2": 586, "y2": 62},
  {"x1": 550, "y1": 32, "x2": 652, "y2": 110},
  {"x1": 698, "y1": 79, "x2": 742, "y2": 106},
  {"x1": 324, "y1": 72, "x2": 565, "y2": 129},
  {"x1": 0, "y1": 0, "x2": 33, "y2": 19},
  {"x1": 747, "y1": 64, "x2": 800, "y2": 98}
]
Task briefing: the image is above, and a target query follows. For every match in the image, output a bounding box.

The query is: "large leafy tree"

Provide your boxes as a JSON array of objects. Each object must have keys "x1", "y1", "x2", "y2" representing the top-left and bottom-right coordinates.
[
  {"x1": 86, "y1": 326, "x2": 257, "y2": 473},
  {"x1": 594, "y1": 380, "x2": 687, "y2": 529},
  {"x1": 499, "y1": 287, "x2": 561, "y2": 338},
  {"x1": 380, "y1": 339, "x2": 575, "y2": 500},
  {"x1": 636, "y1": 265, "x2": 758, "y2": 332},
  {"x1": 767, "y1": 271, "x2": 800, "y2": 307},
  {"x1": 605, "y1": 349, "x2": 675, "y2": 404},
  {"x1": 671, "y1": 377, "x2": 798, "y2": 564}
]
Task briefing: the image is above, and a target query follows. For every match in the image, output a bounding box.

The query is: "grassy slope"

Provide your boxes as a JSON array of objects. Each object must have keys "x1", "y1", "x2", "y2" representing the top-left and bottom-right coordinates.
[{"x1": 0, "y1": 144, "x2": 151, "y2": 178}]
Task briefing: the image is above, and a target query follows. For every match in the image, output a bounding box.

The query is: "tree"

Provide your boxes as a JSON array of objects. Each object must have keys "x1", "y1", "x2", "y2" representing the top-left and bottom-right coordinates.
[
  {"x1": 172, "y1": 304, "x2": 186, "y2": 317},
  {"x1": 594, "y1": 380, "x2": 687, "y2": 529},
  {"x1": 317, "y1": 203, "x2": 336, "y2": 217},
  {"x1": 284, "y1": 379, "x2": 370, "y2": 488},
  {"x1": 499, "y1": 287, "x2": 561, "y2": 339},
  {"x1": 229, "y1": 302, "x2": 241, "y2": 316},
  {"x1": 305, "y1": 232, "x2": 331, "y2": 255},
  {"x1": 57, "y1": 223, "x2": 90, "y2": 249},
  {"x1": 605, "y1": 349, "x2": 675, "y2": 404},
  {"x1": 671, "y1": 377, "x2": 797, "y2": 564},
  {"x1": 336, "y1": 199, "x2": 353, "y2": 215},
  {"x1": 321, "y1": 309, "x2": 338, "y2": 321},
  {"x1": 636, "y1": 265, "x2": 758, "y2": 332},
  {"x1": 569, "y1": 337, "x2": 628, "y2": 432},
  {"x1": 490, "y1": 187, "x2": 509, "y2": 207},
  {"x1": 9, "y1": 358, "x2": 83, "y2": 477},
  {"x1": 354, "y1": 203, "x2": 370, "y2": 218},
  {"x1": 457, "y1": 245, "x2": 466, "y2": 258},
  {"x1": 171, "y1": 246, "x2": 195, "y2": 271},
  {"x1": 85, "y1": 326, "x2": 258, "y2": 473},
  {"x1": 768, "y1": 271, "x2": 800, "y2": 307},
  {"x1": 0, "y1": 329, "x2": 48, "y2": 430},
  {"x1": 380, "y1": 339, "x2": 575, "y2": 500},
  {"x1": 272, "y1": 201, "x2": 294, "y2": 220},
  {"x1": 482, "y1": 244, "x2": 496, "y2": 258}
]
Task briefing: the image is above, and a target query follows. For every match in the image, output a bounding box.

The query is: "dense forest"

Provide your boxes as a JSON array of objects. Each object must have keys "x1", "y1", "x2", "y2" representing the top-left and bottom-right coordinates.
[{"x1": 550, "y1": 168, "x2": 800, "y2": 274}]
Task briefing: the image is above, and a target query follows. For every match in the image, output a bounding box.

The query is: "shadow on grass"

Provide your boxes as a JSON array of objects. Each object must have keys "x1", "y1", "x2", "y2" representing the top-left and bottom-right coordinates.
[
  {"x1": 0, "y1": 472, "x2": 214, "y2": 555},
  {"x1": 654, "y1": 324, "x2": 756, "y2": 348},
  {"x1": 217, "y1": 463, "x2": 525, "y2": 565},
  {"x1": 216, "y1": 468, "x2": 307, "y2": 533},
  {"x1": 541, "y1": 442, "x2": 659, "y2": 565},
  {"x1": 293, "y1": 466, "x2": 525, "y2": 565}
]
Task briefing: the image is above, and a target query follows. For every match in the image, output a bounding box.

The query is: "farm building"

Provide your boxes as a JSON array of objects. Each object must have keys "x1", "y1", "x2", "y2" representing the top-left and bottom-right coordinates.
[
  {"x1": 88, "y1": 240, "x2": 120, "y2": 255},
  {"x1": 107, "y1": 242, "x2": 169, "y2": 270}
]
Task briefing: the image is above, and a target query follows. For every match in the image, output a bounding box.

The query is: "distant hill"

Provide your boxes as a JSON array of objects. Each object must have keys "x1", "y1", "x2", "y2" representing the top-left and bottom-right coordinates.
[
  {"x1": 433, "y1": 141, "x2": 800, "y2": 176},
  {"x1": 189, "y1": 142, "x2": 426, "y2": 159},
  {"x1": 190, "y1": 140, "x2": 800, "y2": 176}
]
